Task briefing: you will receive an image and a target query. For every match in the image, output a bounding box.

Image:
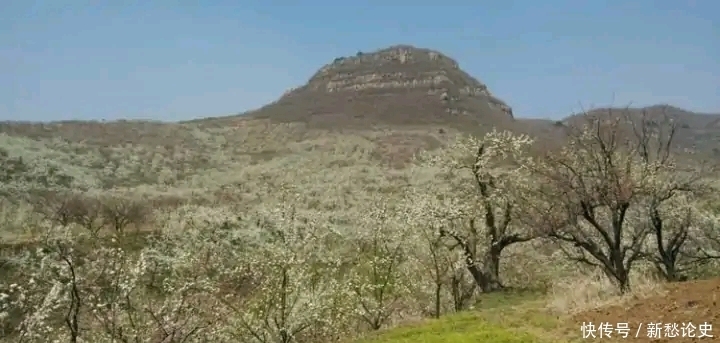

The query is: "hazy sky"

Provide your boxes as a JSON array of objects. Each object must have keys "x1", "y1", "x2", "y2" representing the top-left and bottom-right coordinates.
[{"x1": 1, "y1": 0, "x2": 718, "y2": 122}]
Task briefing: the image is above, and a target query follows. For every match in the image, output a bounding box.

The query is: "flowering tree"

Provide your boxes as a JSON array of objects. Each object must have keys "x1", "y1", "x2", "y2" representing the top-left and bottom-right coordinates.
[
  {"x1": 689, "y1": 199, "x2": 720, "y2": 270},
  {"x1": 221, "y1": 198, "x2": 354, "y2": 343},
  {"x1": 0, "y1": 210, "x2": 225, "y2": 343},
  {"x1": 347, "y1": 198, "x2": 414, "y2": 330},
  {"x1": 410, "y1": 129, "x2": 537, "y2": 292},
  {"x1": 402, "y1": 212, "x2": 468, "y2": 317}
]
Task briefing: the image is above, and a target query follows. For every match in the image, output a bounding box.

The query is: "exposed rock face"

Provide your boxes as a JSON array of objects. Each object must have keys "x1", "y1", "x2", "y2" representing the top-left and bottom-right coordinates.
[{"x1": 249, "y1": 45, "x2": 515, "y2": 128}]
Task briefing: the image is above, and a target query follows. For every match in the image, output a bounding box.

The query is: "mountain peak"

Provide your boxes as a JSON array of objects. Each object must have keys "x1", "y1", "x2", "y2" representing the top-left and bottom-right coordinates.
[{"x1": 248, "y1": 45, "x2": 515, "y2": 128}]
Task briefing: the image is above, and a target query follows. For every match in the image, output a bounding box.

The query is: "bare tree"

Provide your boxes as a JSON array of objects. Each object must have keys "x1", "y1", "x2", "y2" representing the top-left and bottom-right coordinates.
[
  {"x1": 626, "y1": 109, "x2": 713, "y2": 281},
  {"x1": 70, "y1": 195, "x2": 104, "y2": 237},
  {"x1": 527, "y1": 109, "x2": 652, "y2": 293},
  {"x1": 99, "y1": 195, "x2": 149, "y2": 234},
  {"x1": 32, "y1": 191, "x2": 95, "y2": 229}
]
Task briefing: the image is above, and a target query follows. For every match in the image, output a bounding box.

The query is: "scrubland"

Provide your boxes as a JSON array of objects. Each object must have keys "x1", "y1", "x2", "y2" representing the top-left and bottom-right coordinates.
[{"x1": 1, "y1": 112, "x2": 719, "y2": 343}]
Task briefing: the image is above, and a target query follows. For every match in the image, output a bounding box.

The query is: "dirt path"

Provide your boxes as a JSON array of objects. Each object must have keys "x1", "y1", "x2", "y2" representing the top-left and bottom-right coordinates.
[{"x1": 572, "y1": 278, "x2": 719, "y2": 342}]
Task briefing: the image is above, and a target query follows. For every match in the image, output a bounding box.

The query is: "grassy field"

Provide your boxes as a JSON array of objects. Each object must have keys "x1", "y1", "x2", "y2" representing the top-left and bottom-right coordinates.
[
  {"x1": 357, "y1": 276, "x2": 719, "y2": 343},
  {"x1": 352, "y1": 291, "x2": 564, "y2": 343}
]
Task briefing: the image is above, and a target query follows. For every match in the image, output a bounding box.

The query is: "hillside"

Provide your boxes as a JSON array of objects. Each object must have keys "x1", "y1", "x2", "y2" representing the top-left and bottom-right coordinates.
[
  {"x1": 558, "y1": 104, "x2": 720, "y2": 157},
  {"x1": 0, "y1": 44, "x2": 718, "y2": 196},
  {"x1": 357, "y1": 278, "x2": 720, "y2": 343}
]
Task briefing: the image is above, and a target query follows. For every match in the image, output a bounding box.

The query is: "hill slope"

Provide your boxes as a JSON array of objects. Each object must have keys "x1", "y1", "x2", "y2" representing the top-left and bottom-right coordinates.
[
  {"x1": 209, "y1": 45, "x2": 516, "y2": 130},
  {"x1": 1, "y1": 45, "x2": 718, "y2": 166},
  {"x1": 183, "y1": 45, "x2": 720, "y2": 157},
  {"x1": 557, "y1": 104, "x2": 720, "y2": 156},
  {"x1": 356, "y1": 278, "x2": 720, "y2": 343}
]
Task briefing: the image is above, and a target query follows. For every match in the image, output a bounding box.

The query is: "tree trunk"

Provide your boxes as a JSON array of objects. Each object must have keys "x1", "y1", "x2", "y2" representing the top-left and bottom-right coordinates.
[
  {"x1": 651, "y1": 208, "x2": 687, "y2": 282},
  {"x1": 450, "y1": 272, "x2": 475, "y2": 312},
  {"x1": 603, "y1": 261, "x2": 630, "y2": 294},
  {"x1": 465, "y1": 250, "x2": 503, "y2": 293},
  {"x1": 480, "y1": 247, "x2": 503, "y2": 292},
  {"x1": 656, "y1": 255, "x2": 686, "y2": 282},
  {"x1": 434, "y1": 282, "x2": 441, "y2": 318}
]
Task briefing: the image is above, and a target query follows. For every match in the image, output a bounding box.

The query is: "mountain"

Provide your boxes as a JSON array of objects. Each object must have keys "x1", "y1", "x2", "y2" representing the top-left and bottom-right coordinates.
[
  {"x1": 225, "y1": 45, "x2": 515, "y2": 130},
  {"x1": 1, "y1": 45, "x2": 717, "y2": 159},
  {"x1": 553, "y1": 104, "x2": 720, "y2": 157}
]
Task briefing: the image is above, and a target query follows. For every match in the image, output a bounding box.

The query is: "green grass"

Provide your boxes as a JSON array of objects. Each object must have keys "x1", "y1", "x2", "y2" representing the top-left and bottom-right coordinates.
[
  {"x1": 353, "y1": 289, "x2": 577, "y2": 343},
  {"x1": 354, "y1": 312, "x2": 546, "y2": 343}
]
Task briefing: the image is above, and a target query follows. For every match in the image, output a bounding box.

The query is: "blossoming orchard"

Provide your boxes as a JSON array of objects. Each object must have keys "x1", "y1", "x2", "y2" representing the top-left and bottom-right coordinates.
[{"x1": 1, "y1": 109, "x2": 719, "y2": 342}]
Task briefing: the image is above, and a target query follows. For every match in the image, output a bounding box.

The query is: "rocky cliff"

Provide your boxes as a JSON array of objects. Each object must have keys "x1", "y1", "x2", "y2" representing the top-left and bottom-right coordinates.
[{"x1": 248, "y1": 45, "x2": 515, "y2": 128}]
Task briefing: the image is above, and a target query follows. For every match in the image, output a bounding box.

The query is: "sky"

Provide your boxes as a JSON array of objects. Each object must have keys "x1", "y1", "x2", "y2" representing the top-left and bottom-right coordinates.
[{"x1": 0, "y1": 0, "x2": 718, "y2": 122}]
